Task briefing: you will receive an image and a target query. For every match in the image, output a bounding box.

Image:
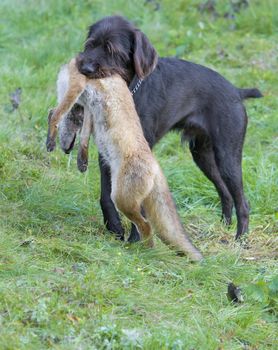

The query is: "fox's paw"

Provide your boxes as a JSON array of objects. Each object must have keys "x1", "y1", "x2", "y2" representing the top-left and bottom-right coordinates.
[
  {"x1": 46, "y1": 138, "x2": 56, "y2": 152},
  {"x1": 77, "y1": 152, "x2": 88, "y2": 173}
]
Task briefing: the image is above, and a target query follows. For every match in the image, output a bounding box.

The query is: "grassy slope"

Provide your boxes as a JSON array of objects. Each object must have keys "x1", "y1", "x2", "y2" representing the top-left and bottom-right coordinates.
[{"x1": 0, "y1": 0, "x2": 277, "y2": 349}]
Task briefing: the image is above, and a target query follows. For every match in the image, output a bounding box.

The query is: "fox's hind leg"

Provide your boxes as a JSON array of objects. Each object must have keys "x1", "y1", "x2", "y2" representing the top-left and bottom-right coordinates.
[
  {"x1": 124, "y1": 208, "x2": 154, "y2": 248},
  {"x1": 112, "y1": 193, "x2": 154, "y2": 247}
]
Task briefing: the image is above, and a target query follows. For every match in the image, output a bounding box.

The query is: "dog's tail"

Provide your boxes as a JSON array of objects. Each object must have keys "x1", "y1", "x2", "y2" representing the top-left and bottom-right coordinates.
[
  {"x1": 143, "y1": 171, "x2": 203, "y2": 262},
  {"x1": 238, "y1": 88, "x2": 263, "y2": 99}
]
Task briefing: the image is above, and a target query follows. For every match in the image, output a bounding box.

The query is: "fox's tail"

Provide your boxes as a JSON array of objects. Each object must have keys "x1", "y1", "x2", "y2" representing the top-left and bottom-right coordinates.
[
  {"x1": 238, "y1": 88, "x2": 263, "y2": 99},
  {"x1": 143, "y1": 172, "x2": 203, "y2": 262}
]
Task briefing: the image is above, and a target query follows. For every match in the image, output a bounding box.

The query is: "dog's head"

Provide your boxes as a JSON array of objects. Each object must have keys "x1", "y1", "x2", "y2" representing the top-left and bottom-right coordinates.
[
  {"x1": 76, "y1": 16, "x2": 158, "y2": 83},
  {"x1": 56, "y1": 64, "x2": 84, "y2": 154}
]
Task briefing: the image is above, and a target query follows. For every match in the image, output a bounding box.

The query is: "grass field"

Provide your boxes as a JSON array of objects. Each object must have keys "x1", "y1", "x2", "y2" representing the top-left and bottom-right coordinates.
[{"x1": 0, "y1": 0, "x2": 277, "y2": 349}]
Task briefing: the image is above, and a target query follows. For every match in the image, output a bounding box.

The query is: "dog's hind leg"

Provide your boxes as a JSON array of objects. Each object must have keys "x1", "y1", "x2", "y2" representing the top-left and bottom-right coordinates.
[
  {"x1": 77, "y1": 108, "x2": 92, "y2": 172},
  {"x1": 216, "y1": 154, "x2": 249, "y2": 239},
  {"x1": 212, "y1": 111, "x2": 249, "y2": 240},
  {"x1": 189, "y1": 135, "x2": 233, "y2": 225}
]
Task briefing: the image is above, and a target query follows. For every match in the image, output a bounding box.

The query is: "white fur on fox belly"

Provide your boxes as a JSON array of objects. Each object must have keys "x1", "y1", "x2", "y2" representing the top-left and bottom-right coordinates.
[{"x1": 84, "y1": 85, "x2": 123, "y2": 183}]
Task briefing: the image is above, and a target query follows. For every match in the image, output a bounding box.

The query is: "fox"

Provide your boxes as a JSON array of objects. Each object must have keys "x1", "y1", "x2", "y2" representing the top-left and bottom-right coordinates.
[{"x1": 46, "y1": 58, "x2": 203, "y2": 261}]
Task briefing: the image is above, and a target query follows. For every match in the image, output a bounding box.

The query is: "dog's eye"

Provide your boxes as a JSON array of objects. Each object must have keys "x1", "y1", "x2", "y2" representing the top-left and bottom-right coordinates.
[
  {"x1": 85, "y1": 38, "x2": 95, "y2": 47},
  {"x1": 106, "y1": 41, "x2": 117, "y2": 55}
]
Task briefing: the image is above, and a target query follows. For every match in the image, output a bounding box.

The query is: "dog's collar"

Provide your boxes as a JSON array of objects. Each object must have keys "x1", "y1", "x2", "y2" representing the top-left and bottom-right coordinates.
[
  {"x1": 129, "y1": 75, "x2": 143, "y2": 96},
  {"x1": 129, "y1": 61, "x2": 158, "y2": 96}
]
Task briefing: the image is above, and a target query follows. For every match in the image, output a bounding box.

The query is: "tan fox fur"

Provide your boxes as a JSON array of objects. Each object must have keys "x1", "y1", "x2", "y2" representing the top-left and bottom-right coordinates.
[{"x1": 46, "y1": 58, "x2": 203, "y2": 261}]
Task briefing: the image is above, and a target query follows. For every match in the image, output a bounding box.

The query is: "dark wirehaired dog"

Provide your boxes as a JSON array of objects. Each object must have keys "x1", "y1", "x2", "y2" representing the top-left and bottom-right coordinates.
[{"x1": 65, "y1": 16, "x2": 262, "y2": 242}]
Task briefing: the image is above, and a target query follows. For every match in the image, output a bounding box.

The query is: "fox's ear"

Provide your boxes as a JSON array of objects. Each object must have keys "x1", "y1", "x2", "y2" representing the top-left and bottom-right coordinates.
[{"x1": 47, "y1": 108, "x2": 56, "y2": 122}]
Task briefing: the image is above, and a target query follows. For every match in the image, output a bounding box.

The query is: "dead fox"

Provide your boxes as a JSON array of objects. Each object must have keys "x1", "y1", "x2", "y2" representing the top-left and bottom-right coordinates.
[{"x1": 46, "y1": 58, "x2": 203, "y2": 261}]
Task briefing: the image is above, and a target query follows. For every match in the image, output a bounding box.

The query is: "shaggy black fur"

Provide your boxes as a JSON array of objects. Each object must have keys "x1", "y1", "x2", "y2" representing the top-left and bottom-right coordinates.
[{"x1": 75, "y1": 16, "x2": 262, "y2": 241}]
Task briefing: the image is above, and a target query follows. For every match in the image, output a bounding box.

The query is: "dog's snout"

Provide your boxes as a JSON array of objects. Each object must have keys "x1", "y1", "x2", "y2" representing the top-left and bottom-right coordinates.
[{"x1": 79, "y1": 63, "x2": 95, "y2": 76}]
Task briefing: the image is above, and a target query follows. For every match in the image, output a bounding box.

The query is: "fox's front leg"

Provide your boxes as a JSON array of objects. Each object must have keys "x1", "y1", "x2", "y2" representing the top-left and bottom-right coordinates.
[
  {"x1": 46, "y1": 84, "x2": 85, "y2": 152},
  {"x1": 46, "y1": 108, "x2": 57, "y2": 152},
  {"x1": 77, "y1": 108, "x2": 93, "y2": 172}
]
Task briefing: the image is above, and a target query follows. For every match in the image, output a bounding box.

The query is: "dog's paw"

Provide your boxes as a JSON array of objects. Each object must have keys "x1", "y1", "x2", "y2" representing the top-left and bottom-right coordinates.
[{"x1": 127, "y1": 230, "x2": 141, "y2": 243}]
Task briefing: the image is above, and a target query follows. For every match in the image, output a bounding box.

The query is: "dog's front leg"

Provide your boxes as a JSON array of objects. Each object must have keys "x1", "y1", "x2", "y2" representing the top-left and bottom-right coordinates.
[
  {"x1": 98, "y1": 154, "x2": 125, "y2": 241},
  {"x1": 128, "y1": 220, "x2": 142, "y2": 243}
]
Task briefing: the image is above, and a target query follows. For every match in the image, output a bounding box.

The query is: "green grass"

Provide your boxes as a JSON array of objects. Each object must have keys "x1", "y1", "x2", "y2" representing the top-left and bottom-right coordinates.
[{"x1": 0, "y1": 0, "x2": 277, "y2": 349}]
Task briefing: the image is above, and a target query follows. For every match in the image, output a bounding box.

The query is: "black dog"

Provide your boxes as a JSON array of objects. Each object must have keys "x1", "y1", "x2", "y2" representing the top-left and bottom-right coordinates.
[{"x1": 73, "y1": 16, "x2": 262, "y2": 242}]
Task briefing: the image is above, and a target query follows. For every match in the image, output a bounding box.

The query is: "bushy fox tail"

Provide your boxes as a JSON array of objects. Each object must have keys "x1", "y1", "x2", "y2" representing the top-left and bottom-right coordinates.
[{"x1": 143, "y1": 172, "x2": 203, "y2": 262}]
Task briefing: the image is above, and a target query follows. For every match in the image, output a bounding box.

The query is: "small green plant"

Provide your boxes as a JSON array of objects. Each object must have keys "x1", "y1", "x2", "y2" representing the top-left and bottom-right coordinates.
[{"x1": 246, "y1": 276, "x2": 278, "y2": 319}]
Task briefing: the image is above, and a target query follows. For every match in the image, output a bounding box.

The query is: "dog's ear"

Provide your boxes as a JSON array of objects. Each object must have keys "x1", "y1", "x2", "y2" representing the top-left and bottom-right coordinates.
[{"x1": 133, "y1": 29, "x2": 158, "y2": 79}]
